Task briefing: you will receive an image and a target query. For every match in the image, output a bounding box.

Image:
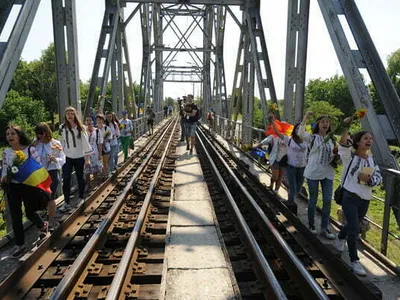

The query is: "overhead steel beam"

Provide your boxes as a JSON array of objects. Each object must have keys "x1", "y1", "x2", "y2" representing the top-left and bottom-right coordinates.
[
  {"x1": 122, "y1": 0, "x2": 244, "y2": 5},
  {"x1": 283, "y1": 0, "x2": 310, "y2": 123},
  {"x1": 0, "y1": 0, "x2": 41, "y2": 108},
  {"x1": 52, "y1": 0, "x2": 81, "y2": 116}
]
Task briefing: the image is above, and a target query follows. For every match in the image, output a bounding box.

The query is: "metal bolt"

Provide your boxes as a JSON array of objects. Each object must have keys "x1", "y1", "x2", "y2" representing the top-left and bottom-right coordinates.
[{"x1": 37, "y1": 264, "x2": 43, "y2": 270}]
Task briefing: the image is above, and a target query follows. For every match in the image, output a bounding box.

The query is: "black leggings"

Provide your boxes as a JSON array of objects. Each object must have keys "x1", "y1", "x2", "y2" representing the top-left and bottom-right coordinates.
[
  {"x1": 62, "y1": 157, "x2": 85, "y2": 204},
  {"x1": 7, "y1": 183, "x2": 45, "y2": 246}
]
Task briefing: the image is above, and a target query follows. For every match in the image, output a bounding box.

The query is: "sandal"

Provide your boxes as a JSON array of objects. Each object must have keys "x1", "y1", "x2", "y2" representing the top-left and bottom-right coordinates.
[{"x1": 11, "y1": 245, "x2": 27, "y2": 258}]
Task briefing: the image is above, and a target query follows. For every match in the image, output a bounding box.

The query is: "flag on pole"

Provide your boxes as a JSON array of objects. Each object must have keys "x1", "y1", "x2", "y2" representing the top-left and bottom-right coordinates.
[
  {"x1": 14, "y1": 157, "x2": 52, "y2": 194},
  {"x1": 265, "y1": 119, "x2": 294, "y2": 137}
]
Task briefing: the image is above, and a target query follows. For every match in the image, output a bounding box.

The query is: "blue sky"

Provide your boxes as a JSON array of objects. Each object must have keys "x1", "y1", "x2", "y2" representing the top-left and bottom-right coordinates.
[{"x1": 3, "y1": 0, "x2": 400, "y2": 100}]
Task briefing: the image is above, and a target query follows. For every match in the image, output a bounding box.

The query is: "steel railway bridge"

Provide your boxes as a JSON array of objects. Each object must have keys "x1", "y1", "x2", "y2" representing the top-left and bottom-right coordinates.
[{"x1": 0, "y1": 0, "x2": 400, "y2": 260}]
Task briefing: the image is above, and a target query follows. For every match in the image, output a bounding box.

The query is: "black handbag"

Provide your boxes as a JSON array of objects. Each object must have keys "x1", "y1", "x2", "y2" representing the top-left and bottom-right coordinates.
[{"x1": 334, "y1": 156, "x2": 354, "y2": 205}]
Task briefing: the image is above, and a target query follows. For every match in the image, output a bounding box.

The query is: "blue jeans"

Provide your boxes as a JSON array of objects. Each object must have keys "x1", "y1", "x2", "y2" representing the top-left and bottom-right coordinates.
[
  {"x1": 338, "y1": 190, "x2": 369, "y2": 262},
  {"x1": 307, "y1": 178, "x2": 333, "y2": 229},
  {"x1": 109, "y1": 144, "x2": 119, "y2": 172},
  {"x1": 286, "y1": 165, "x2": 305, "y2": 204}
]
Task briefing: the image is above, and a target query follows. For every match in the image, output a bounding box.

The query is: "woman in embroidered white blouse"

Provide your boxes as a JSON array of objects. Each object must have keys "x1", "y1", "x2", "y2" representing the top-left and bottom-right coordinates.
[{"x1": 335, "y1": 117, "x2": 382, "y2": 276}]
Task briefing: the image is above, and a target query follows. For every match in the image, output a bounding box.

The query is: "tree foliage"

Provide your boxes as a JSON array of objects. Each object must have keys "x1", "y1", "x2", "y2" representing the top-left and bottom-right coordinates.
[
  {"x1": 0, "y1": 90, "x2": 48, "y2": 140},
  {"x1": 305, "y1": 75, "x2": 354, "y2": 116}
]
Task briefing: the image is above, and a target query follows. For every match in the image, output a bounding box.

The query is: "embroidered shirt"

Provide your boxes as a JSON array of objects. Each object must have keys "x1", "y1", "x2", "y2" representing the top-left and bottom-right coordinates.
[
  {"x1": 35, "y1": 139, "x2": 66, "y2": 171},
  {"x1": 286, "y1": 137, "x2": 308, "y2": 168},
  {"x1": 1, "y1": 146, "x2": 41, "y2": 181},
  {"x1": 119, "y1": 118, "x2": 133, "y2": 137},
  {"x1": 298, "y1": 123, "x2": 335, "y2": 180},
  {"x1": 338, "y1": 145, "x2": 382, "y2": 200},
  {"x1": 59, "y1": 124, "x2": 92, "y2": 159}
]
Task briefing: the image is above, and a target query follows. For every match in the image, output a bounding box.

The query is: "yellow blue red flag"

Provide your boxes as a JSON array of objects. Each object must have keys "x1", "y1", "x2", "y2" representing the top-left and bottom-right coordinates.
[
  {"x1": 265, "y1": 119, "x2": 294, "y2": 137},
  {"x1": 14, "y1": 157, "x2": 52, "y2": 194}
]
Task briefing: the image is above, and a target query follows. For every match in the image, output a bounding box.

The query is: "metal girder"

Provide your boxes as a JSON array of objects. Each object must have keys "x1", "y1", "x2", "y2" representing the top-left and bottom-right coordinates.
[
  {"x1": 212, "y1": 5, "x2": 228, "y2": 118},
  {"x1": 153, "y1": 3, "x2": 163, "y2": 112},
  {"x1": 85, "y1": 0, "x2": 121, "y2": 117},
  {"x1": 121, "y1": 29, "x2": 136, "y2": 117},
  {"x1": 122, "y1": 0, "x2": 244, "y2": 5},
  {"x1": 245, "y1": 0, "x2": 278, "y2": 124},
  {"x1": 0, "y1": 0, "x2": 41, "y2": 108},
  {"x1": 202, "y1": 5, "x2": 213, "y2": 114},
  {"x1": 317, "y1": 0, "x2": 399, "y2": 172},
  {"x1": 52, "y1": 0, "x2": 81, "y2": 116},
  {"x1": 139, "y1": 3, "x2": 153, "y2": 113},
  {"x1": 283, "y1": 0, "x2": 310, "y2": 123}
]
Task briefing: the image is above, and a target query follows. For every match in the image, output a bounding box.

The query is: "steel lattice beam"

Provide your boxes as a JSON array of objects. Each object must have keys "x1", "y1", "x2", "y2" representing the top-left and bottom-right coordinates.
[{"x1": 0, "y1": 0, "x2": 41, "y2": 108}]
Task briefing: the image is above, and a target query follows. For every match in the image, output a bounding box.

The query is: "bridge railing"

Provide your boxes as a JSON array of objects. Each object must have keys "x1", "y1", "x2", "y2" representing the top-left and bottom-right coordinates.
[{"x1": 207, "y1": 115, "x2": 400, "y2": 264}]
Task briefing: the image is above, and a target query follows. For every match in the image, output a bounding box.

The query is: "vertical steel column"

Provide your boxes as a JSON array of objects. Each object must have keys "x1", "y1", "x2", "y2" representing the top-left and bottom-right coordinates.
[
  {"x1": 203, "y1": 5, "x2": 213, "y2": 116},
  {"x1": 139, "y1": 3, "x2": 152, "y2": 115},
  {"x1": 116, "y1": 24, "x2": 125, "y2": 114},
  {"x1": 153, "y1": 4, "x2": 163, "y2": 112},
  {"x1": 245, "y1": 0, "x2": 278, "y2": 124},
  {"x1": 85, "y1": 0, "x2": 120, "y2": 116},
  {"x1": 283, "y1": 0, "x2": 310, "y2": 123},
  {"x1": 121, "y1": 29, "x2": 136, "y2": 118},
  {"x1": 0, "y1": 0, "x2": 41, "y2": 107},
  {"x1": 213, "y1": 5, "x2": 228, "y2": 118},
  {"x1": 317, "y1": 0, "x2": 398, "y2": 171},
  {"x1": 242, "y1": 22, "x2": 254, "y2": 145}
]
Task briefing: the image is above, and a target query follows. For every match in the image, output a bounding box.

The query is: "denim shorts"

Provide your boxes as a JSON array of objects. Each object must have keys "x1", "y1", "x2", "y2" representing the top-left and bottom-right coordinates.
[{"x1": 184, "y1": 122, "x2": 197, "y2": 137}]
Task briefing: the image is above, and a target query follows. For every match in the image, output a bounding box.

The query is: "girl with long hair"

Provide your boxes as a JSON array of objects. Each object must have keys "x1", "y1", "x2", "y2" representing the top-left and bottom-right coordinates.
[
  {"x1": 105, "y1": 111, "x2": 120, "y2": 172},
  {"x1": 335, "y1": 118, "x2": 382, "y2": 276},
  {"x1": 58, "y1": 107, "x2": 92, "y2": 212},
  {"x1": 34, "y1": 122, "x2": 66, "y2": 230},
  {"x1": 298, "y1": 112, "x2": 336, "y2": 239},
  {"x1": 1, "y1": 125, "x2": 49, "y2": 257},
  {"x1": 96, "y1": 114, "x2": 112, "y2": 176},
  {"x1": 84, "y1": 117, "x2": 103, "y2": 188}
]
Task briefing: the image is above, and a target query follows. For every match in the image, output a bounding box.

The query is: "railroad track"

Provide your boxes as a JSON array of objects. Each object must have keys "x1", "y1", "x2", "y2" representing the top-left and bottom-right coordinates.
[
  {"x1": 0, "y1": 118, "x2": 178, "y2": 299},
  {"x1": 196, "y1": 126, "x2": 382, "y2": 300}
]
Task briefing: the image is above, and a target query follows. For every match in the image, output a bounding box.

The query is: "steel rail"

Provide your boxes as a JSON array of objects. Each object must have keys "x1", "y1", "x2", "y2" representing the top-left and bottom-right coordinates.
[
  {"x1": 196, "y1": 131, "x2": 287, "y2": 299},
  {"x1": 197, "y1": 128, "x2": 329, "y2": 300},
  {"x1": 49, "y1": 119, "x2": 177, "y2": 300},
  {"x1": 106, "y1": 117, "x2": 178, "y2": 299}
]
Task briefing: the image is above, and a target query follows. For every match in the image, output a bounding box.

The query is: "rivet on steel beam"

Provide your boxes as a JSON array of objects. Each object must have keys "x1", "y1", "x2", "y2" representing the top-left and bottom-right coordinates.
[{"x1": 53, "y1": 247, "x2": 57, "y2": 252}]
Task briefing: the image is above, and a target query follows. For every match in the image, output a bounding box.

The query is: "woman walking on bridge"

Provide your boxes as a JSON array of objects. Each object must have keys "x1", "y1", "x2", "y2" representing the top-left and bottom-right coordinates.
[
  {"x1": 34, "y1": 122, "x2": 66, "y2": 230},
  {"x1": 335, "y1": 118, "x2": 382, "y2": 276},
  {"x1": 58, "y1": 107, "x2": 92, "y2": 212},
  {"x1": 298, "y1": 112, "x2": 336, "y2": 239},
  {"x1": 105, "y1": 112, "x2": 120, "y2": 172}
]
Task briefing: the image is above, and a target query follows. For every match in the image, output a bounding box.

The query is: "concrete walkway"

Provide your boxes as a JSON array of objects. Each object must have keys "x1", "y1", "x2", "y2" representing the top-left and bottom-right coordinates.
[{"x1": 162, "y1": 142, "x2": 236, "y2": 300}]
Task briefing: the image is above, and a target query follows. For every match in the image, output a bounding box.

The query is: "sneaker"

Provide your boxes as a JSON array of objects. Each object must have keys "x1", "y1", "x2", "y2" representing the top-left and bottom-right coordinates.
[
  {"x1": 39, "y1": 221, "x2": 49, "y2": 240},
  {"x1": 78, "y1": 198, "x2": 85, "y2": 207},
  {"x1": 334, "y1": 236, "x2": 346, "y2": 252},
  {"x1": 49, "y1": 222, "x2": 60, "y2": 233},
  {"x1": 351, "y1": 260, "x2": 366, "y2": 276},
  {"x1": 11, "y1": 245, "x2": 27, "y2": 258},
  {"x1": 59, "y1": 203, "x2": 71, "y2": 212},
  {"x1": 321, "y1": 228, "x2": 336, "y2": 240},
  {"x1": 309, "y1": 226, "x2": 318, "y2": 235}
]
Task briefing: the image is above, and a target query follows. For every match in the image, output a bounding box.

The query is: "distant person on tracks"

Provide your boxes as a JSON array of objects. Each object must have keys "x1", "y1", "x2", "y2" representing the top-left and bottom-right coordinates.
[
  {"x1": 268, "y1": 115, "x2": 307, "y2": 207},
  {"x1": 1, "y1": 125, "x2": 50, "y2": 257},
  {"x1": 178, "y1": 98, "x2": 186, "y2": 142},
  {"x1": 298, "y1": 112, "x2": 336, "y2": 239},
  {"x1": 33, "y1": 122, "x2": 66, "y2": 231},
  {"x1": 84, "y1": 117, "x2": 103, "y2": 191},
  {"x1": 58, "y1": 106, "x2": 92, "y2": 213},
  {"x1": 183, "y1": 94, "x2": 199, "y2": 154},
  {"x1": 96, "y1": 114, "x2": 112, "y2": 176},
  {"x1": 146, "y1": 106, "x2": 155, "y2": 135},
  {"x1": 119, "y1": 110, "x2": 134, "y2": 162},
  {"x1": 252, "y1": 114, "x2": 288, "y2": 193},
  {"x1": 163, "y1": 105, "x2": 168, "y2": 118},
  {"x1": 168, "y1": 104, "x2": 173, "y2": 116},
  {"x1": 105, "y1": 111, "x2": 120, "y2": 172},
  {"x1": 334, "y1": 117, "x2": 382, "y2": 276}
]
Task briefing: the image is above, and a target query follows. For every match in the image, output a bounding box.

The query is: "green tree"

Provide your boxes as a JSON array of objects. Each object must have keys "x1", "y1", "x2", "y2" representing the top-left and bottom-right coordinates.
[
  {"x1": 0, "y1": 90, "x2": 48, "y2": 140},
  {"x1": 305, "y1": 75, "x2": 354, "y2": 115},
  {"x1": 306, "y1": 100, "x2": 344, "y2": 131}
]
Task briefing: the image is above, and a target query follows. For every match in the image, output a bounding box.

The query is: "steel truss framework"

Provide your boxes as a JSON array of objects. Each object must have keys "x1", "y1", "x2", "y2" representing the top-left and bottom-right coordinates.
[{"x1": 0, "y1": 1, "x2": 399, "y2": 179}]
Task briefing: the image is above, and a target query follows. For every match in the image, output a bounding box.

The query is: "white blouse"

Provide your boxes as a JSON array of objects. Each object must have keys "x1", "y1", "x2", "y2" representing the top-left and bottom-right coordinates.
[
  {"x1": 35, "y1": 139, "x2": 66, "y2": 171},
  {"x1": 59, "y1": 124, "x2": 92, "y2": 159}
]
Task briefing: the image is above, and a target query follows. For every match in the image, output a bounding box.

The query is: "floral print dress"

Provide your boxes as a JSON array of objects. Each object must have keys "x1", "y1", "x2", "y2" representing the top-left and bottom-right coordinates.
[{"x1": 84, "y1": 128, "x2": 103, "y2": 174}]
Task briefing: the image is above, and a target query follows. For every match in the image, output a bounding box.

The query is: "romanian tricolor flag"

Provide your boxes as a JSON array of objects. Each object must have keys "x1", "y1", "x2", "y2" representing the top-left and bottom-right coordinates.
[
  {"x1": 14, "y1": 157, "x2": 52, "y2": 194},
  {"x1": 265, "y1": 119, "x2": 294, "y2": 137}
]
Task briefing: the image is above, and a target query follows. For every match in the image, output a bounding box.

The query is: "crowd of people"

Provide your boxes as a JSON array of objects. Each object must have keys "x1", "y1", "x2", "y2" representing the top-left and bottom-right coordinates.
[
  {"x1": 178, "y1": 94, "x2": 200, "y2": 154},
  {"x1": 1, "y1": 106, "x2": 135, "y2": 257},
  {"x1": 254, "y1": 111, "x2": 382, "y2": 276}
]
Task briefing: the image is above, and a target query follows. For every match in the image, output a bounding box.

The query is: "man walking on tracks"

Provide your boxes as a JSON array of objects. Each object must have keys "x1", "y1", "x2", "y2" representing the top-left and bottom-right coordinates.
[{"x1": 184, "y1": 94, "x2": 199, "y2": 154}]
